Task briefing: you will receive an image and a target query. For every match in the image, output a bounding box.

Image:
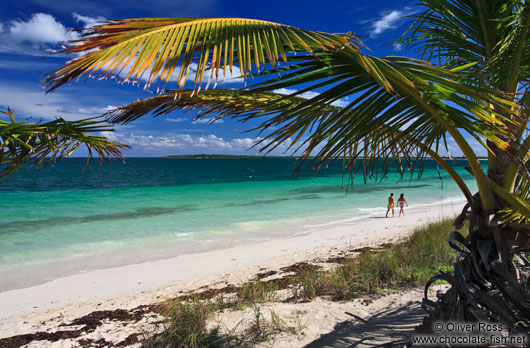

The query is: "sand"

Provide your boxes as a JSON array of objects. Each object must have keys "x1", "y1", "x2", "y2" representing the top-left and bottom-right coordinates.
[{"x1": 0, "y1": 202, "x2": 462, "y2": 346}]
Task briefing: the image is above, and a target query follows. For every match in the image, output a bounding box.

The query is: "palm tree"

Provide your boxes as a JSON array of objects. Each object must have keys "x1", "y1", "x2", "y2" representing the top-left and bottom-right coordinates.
[
  {"x1": 44, "y1": 2, "x2": 530, "y2": 332},
  {"x1": 399, "y1": 0, "x2": 530, "y2": 330},
  {"x1": 0, "y1": 108, "x2": 128, "y2": 181}
]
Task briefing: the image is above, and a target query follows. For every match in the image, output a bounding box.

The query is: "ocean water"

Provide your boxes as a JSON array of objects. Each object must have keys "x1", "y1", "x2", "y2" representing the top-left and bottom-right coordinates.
[{"x1": 0, "y1": 158, "x2": 477, "y2": 291}]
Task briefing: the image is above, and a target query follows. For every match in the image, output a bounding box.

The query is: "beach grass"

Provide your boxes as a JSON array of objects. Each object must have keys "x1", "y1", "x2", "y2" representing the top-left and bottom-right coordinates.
[
  {"x1": 295, "y1": 219, "x2": 461, "y2": 301},
  {"x1": 142, "y1": 298, "x2": 220, "y2": 348},
  {"x1": 142, "y1": 218, "x2": 461, "y2": 347}
]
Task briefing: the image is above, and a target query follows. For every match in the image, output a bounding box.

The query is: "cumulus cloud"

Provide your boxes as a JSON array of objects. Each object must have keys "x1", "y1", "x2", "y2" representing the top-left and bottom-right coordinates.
[
  {"x1": 273, "y1": 88, "x2": 349, "y2": 108},
  {"x1": 369, "y1": 8, "x2": 414, "y2": 37},
  {"x1": 97, "y1": 131, "x2": 306, "y2": 156},
  {"x1": 102, "y1": 132, "x2": 258, "y2": 152},
  {"x1": 0, "y1": 12, "x2": 106, "y2": 55},
  {"x1": 0, "y1": 13, "x2": 77, "y2": 54},
  {"x1": 72, "y1": 13, "x2": 106, "y2": 28},
  {"x1": 8, "y1": 13, "x2": 71, "y2": 43}
]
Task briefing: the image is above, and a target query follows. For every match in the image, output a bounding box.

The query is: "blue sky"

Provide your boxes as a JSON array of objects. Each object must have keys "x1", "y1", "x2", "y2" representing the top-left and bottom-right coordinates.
[{"x1": 0, "y1": 0, "x2": 448, "y2": 157}]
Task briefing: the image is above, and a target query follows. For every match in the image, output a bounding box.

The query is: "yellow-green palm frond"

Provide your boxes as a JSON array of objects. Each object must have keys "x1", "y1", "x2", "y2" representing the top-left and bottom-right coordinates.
[
  {"x1": 103, "y1": 50, "x2": 519, "y2": 162},
  {"x1": 103, "y1": 47, "x2": 520, "y2": 208},
  {"x1": 0, "y1": 108, "x2": 129, "y2": 182},
  {"x1": 497, "y1": 172, "x2": 530, "y2": 223},
  {"x1": 104, "y1": 87, "x2": 479, "y2": 199},
  {"x1": 44, "y1": 17, "x2": 354, "y2": 93}
]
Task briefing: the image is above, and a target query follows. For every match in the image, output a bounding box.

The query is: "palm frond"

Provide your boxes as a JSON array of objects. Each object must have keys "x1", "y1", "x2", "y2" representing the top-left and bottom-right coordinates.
[
  {"x1": 400, "y1": 0, "x2": 515, "y2": 75},
  {"x1": 47, "y1": 14, "x2": 522, "y2": 209},
  {"x1": 105, "y1": 87, "x2": 478, "y2": 199},
  {"x1": 499, "y1": 173, "x2": 530, "y2": 223},
  {"x1": 44, "y1": 17, "x2": 354, "y2": 93},
  {"x1": 489, "y1": 176, "x2": 530, "y2": 223},
  {"x1": 0, "y1": 108, "x2": 129, "y2": 182}
]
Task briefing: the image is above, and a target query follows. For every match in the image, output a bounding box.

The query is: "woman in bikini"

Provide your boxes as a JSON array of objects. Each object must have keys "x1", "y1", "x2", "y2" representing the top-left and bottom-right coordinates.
[{"x1": 397, "y1": 193, "x2": 408, "y2": 217}]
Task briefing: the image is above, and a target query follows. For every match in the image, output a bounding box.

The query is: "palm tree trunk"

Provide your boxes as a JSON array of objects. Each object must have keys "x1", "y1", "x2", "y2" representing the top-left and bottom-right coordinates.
[{"x1": 420, "y1": 190, "x2": 530, "y2": 337}]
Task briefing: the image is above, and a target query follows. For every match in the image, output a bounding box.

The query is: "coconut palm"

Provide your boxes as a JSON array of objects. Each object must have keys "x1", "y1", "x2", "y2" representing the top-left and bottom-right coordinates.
[
  {"x1": 0, "y1": 108, "x2": 128, "y2": 182},
  {"x1": 44, "y1": 1, "x2": 530, "y2": 333}
]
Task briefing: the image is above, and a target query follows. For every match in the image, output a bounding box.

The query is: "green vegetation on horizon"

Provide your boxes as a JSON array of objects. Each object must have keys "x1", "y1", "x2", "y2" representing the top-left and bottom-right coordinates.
[
  {"x1": 162, "y1": 154, "x2": 295, "y2": 159},
  {"x1": 163, "y1": 154, "x2": 487, "y2": 160}
]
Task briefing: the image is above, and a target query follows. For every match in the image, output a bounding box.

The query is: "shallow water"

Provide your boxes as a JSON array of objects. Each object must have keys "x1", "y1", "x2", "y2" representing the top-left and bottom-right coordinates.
[{"x1": 0, "y1": 158, "x2": 477, "y2": 291}]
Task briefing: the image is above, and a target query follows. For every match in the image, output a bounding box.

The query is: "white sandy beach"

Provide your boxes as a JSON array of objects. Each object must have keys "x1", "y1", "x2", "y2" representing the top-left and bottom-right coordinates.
[{"x1": 0, "y1": 202, "x2": 461, "y2": 346}]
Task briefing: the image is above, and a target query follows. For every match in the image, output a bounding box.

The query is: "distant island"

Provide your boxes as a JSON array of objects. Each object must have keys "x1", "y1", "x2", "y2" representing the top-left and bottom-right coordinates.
[
  {"x1": 162, "y1": 154, "x2": 295, "y2": 159},
  {"x1": 162, "y1": 154, "x2": 487, "y2": 160}
]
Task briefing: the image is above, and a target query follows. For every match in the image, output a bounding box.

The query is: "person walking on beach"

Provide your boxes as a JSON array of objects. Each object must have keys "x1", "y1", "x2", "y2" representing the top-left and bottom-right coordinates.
[
  {"x1": 397, "y1": 193, "x2": 408, "y2": 217},
  {"x1": 386, "y1": 193, "x2": 394, "y2": 218}
]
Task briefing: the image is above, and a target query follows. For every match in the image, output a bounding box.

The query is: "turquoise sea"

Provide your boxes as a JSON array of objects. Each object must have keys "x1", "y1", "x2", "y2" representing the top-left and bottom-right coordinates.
[{"x1": 0, "y1": 158, "x2": 477, "y2": 291}]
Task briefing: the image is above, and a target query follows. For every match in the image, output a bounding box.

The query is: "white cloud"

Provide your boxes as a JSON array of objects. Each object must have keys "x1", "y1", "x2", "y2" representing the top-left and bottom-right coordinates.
[
  {"x1": 165, "y1": 117, "x2": 187, "y2": 123},
  {"x1": 112, "y1": 62, "x2": 244, "y2": 90},
  {"x1": 56, "y1": 105, "x2": 115, "y2": 116},
  {"x1": 192, "y1": 117, "x2": 224, "y2": 124},
  {"x1": 393, "y1": 43, "x2": 404, "y2": 52},
  {"x1": 73, "y1": 13, "x2": 106, "y2": 28},
  {"x1": 163, "y1": 116, "x2": 224, "y2": 124},
  {"x1": 0, "y1": 13, "x2": 77, "y2": 54},
  {"x1": 0, "y1": 12, "x2": 244, "y2": 87},
  {"x1": 370, "y1": 10, "x2": 406, "y2": 37},
  {"x1": 97, "y1": 131, "x2": 305, "y2": 156},
  {"x1": 273, "y1": 88, "x2": 349, "y2": 108},
  {"x1": 103, "y1": 132, "x2": 256, "y2": 151},
  {"x1": 0, "y1": 84, "x2": 114, "y2": 121},
  {"x1": 8, "y1": 13, "x2": 70, "y2": 43},
  {"x1": 0, "y1": 12, "x2": 105, "y2": 56}
]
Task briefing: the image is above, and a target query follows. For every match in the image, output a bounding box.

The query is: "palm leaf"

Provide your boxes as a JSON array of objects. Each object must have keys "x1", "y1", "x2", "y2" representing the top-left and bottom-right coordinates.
[
  {"x1": 44, "y1": 17, "x2": 354, "y2": 93},
  {"x1": 46, "y1": 13, "x2": 522, "y2": 207},
  {"x1": 400, "y1": 0, "x2": 515, "y2": 76},
  {"x1": 0, "y1": 108, "x2": 129, "y2": 182},
  {"x1": 498, "y1": 170, "x2": 530, "y2": 223},
  {"x1": 105, "y1": 88, "x2": 477, "y2": 200}
]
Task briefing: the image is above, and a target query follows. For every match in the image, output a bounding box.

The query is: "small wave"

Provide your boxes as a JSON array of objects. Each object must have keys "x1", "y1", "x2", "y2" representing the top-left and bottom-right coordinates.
[
  {"x1": 306, "y1": 215, "x2": 367, "y2": 228},
  {"x1": 175, "y1": 232, "x2": 193, "y2": 237},
  {"x1": 290, "y1": 229, "x2": 313, "y2": 237},
  {"x1": 232, "y1": 220, "x2": 268, "y2": 232},
  {"x1": 358, "y1": 207, "x2": 387, "y2": 213}
]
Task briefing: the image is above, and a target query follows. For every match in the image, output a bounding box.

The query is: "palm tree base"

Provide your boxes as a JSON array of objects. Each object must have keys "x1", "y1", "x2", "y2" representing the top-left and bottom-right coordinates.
[{"x1": 417, "y1": 203, "x2": 530, "y2": 343}]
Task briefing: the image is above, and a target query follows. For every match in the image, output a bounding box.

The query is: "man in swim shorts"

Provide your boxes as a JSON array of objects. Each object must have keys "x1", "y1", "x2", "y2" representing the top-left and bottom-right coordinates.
[{"x1": 386, "y1": 193, "x2": 394, "y2": 218}]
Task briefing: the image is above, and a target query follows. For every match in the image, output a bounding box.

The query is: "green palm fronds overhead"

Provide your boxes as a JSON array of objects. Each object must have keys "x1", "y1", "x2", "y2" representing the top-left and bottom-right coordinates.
[
  {"x1": 45, "y1": 17, "x2": 354, "y2": 93},
  {"x1": 0, "y1": 109, "x2": 129, "y2": 182},
  {"x1": 105, "y1": 88, "x2": 475, "y2": 202},
  {"x1": 43, "y1": 2, "x2": 530, "y2": 333}
]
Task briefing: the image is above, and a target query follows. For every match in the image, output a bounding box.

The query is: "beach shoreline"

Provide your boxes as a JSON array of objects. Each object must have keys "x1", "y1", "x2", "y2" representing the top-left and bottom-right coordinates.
[{"x1": 0, "y1": 201, "x2": 461, "y2": 341}]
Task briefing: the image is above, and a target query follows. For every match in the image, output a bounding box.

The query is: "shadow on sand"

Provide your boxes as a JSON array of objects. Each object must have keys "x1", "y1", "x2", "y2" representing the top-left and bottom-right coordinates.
[{"x1": 303, "y1": 300, "x2": 424, "y2": 347}]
